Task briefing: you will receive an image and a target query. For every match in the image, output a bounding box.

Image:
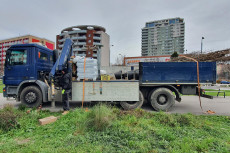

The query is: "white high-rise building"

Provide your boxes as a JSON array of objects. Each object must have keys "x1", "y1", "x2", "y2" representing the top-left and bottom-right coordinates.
[{"x1": 142, "y1": 18, "x2": 185, "y2": 56}]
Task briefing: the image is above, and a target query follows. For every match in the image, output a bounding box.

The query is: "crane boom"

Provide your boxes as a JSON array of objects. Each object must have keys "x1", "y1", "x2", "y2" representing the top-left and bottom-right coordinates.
[{"x1": 50, "y1": 38, "x2": 73, "y2": 77}]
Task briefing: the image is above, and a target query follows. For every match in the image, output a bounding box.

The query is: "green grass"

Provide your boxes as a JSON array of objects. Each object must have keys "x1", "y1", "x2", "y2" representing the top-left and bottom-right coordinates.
[
  {"x1": 204, "y1": 89, "x2": 230, "y2": 97},
  {"x1": 0, "y1": 80, "x2": 4, "y2": 93},
  {"x1": 0, "y1": 104, "x2": 230, "y2": 152}
]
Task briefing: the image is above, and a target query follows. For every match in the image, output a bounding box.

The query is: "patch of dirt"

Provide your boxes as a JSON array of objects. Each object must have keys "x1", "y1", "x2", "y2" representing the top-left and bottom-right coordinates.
[{"x1": 15, "y1": 138, "x2": 31, "y2": 145}]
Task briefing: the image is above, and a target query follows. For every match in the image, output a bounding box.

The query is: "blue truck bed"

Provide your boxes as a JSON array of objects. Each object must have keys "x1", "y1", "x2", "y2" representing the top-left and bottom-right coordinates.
[{"x1": 140, "y1": 62, "x2": 216, "y2": 84}]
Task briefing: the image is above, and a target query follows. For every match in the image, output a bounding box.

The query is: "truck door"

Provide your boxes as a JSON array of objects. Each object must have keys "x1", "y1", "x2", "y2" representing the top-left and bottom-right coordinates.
[
  {"x1": 4, "y1": 48, "x2": 33, "y2": 85},
  {"x1": 37, "y1": 49, "x2": 53, "y2": 72}
]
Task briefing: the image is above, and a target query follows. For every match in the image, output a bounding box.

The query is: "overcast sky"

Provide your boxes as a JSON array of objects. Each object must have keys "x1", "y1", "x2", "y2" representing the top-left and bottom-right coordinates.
[{"x1": 0, "y1": 0, "x2": 230, "y2": 63}]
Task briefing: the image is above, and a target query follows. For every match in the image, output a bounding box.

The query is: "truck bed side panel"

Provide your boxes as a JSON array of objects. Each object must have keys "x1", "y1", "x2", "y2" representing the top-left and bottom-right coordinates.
[
  {"x1": 140, "y1": 62, "x2": 216, "y2": 84},
  {"x1": 72, "y1": 81, "x2": 139, "y2": 102}
]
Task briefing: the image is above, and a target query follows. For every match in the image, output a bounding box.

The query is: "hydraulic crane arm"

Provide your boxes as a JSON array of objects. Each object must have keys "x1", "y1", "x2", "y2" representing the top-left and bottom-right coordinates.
[{"x1": 50, "y1": 38, "x2": 73, "y2": 77}]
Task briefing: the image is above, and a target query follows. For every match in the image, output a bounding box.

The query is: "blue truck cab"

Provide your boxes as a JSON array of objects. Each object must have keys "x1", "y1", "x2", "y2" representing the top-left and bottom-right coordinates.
[{"x1": 3, "y1": 44, "x2": 54, "y2": 106}]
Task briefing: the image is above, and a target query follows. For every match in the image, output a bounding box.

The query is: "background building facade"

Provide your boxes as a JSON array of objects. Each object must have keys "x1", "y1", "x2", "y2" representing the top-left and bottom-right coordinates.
[
  {"x1": 0, "y1": 35, "x2": 55, "y2": 69},
  {"x1": 142, "y1": 17, "x2": 185, "y2": 56},
  {"x1": 124, "y1": 55, "x2": 172, "y2": 66},
  {"x1": 56, "y1": 25, "x2": 110, "y2": 66}
]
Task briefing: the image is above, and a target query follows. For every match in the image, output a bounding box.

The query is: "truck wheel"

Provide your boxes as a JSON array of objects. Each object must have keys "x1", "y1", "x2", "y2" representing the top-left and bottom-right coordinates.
[
  {"x1": 20, "y1": 86, "x2": 42, "y2": 108},
  {"x1": 149, "y1": 88, "x2": 175, "y2": 111},
  {"x1": 120, "y1": 91, "x2": 144, "y2": 110}
]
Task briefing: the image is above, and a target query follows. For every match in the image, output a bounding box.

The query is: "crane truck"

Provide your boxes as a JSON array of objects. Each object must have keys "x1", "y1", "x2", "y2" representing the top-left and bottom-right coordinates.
[{"x1": 2, "y1": 39, "x2": 217, "y2": 111}]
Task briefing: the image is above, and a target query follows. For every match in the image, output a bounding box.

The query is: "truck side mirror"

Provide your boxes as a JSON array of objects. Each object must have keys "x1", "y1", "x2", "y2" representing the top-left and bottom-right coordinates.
[
  {"x1": 6, "y1": 51, "x2": 10, "y2": 56},
  {"x1": 5, "y1": 51, "x2": 11, "y2": 67}
]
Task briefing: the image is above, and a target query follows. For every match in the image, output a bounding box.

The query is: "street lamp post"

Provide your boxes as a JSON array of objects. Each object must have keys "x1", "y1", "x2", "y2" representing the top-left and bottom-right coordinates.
[
  {"x1": 118, "y1": 54, "x2": 126, "y2": 66},
  {"x1": 201, "y1": 37, "x2": 205, "y2": 54},
  {"x1": 118, "y1": 54, "x2": 122, "y2": 65},
  {"x1": 110, "y1": 45, "x2": 114, "y2": 66}
]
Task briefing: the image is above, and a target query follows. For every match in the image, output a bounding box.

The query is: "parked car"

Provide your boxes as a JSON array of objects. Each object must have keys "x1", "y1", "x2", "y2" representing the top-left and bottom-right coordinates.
[{"x1": 220, "y1": 80, "x2": 229, "y2": 84}]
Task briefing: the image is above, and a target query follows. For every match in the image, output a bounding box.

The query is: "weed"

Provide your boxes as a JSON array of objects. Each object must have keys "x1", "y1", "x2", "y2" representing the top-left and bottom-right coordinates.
[
  {"x1": 118, "y1": 108, "x2": 148, "y2": 118},
  {"x1": 176, "y1": 114, "x2": 195, "y2": 126},
  {"x1": 112, "y1": 106, "x2": 121, "y2": 116},
  {"x1": 18, "y1": 104, "x2": 27, "y2": 111},
  {"x1": 74, "y1": 121, "x2": 87, "y2": 135},
  {"x1": 87, "y1": 103, "x2": 116, "y2": 131},
  {"x1": 41, "y1": 109, "x2": 51, "y2": 113},
  {"x1": 157, "y1": 112, "x2": 177, "y2": 127},
  {"x1": 2, "y1": 103, "x2": 13, "y2": 112},
  {"x1": 29, "y1": 110, "x2": 40, "y2": 119}
]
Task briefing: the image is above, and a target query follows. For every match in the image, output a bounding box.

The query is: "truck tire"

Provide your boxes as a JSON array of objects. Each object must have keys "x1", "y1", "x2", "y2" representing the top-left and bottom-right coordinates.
[
  {"x1": 20, "y1": 86, "x2": 42, "y2": 108},
  {"x1": 120, "y1": 91, "x2": 144, "y2": 110},
  {"x1": 149, "y1": 88, "x2": 175, "y2": 111}
]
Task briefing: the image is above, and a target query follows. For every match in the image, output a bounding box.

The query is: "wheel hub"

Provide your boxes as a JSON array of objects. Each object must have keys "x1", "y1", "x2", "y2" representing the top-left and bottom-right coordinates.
[
  {"x1": 157, "y1": 95, "x2": 167, "y2": 105},
  {"x1": 25, "y1": 92, "x2": 37, "y2": 103},
  {"x1": 159, "y1": 96, "x2": 166, "y2": 103}
]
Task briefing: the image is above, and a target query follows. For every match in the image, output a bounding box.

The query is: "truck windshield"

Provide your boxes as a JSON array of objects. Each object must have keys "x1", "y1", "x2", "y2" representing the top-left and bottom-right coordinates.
[{"x1": 6, "y1": 50, "x2": 27, "y2": 66}]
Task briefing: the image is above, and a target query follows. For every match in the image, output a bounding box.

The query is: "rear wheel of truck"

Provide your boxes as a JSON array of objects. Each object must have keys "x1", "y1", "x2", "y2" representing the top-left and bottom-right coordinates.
[
  {"x1": 149, "y1": 88, "x2": 175, "y2": 111},
  {"x1": 120, "y1": 91, "x2": 144, "y2": 110},
  {"x1": 20, "y1": 86, "x2": 42, "y2": 108}
]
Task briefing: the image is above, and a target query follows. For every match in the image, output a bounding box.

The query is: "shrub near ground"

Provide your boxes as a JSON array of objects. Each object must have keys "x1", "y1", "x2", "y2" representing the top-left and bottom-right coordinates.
[
  {"x1": 0, "y1": 104, "x2": 230, "y2": 152},
  {"x1": 0, "y1": 104, "x2": 21, "y2": 132},
  {"x1": 0, "y1": 80, "x2": 4, "y2": 93}
]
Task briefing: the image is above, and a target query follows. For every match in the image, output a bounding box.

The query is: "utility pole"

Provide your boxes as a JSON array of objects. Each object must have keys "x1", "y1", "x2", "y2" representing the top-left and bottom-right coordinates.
[
  {"x1": 110, "y1": 45, "x2": 114, "y2": 66},
  {"x1": 201, "y1": 37, "x2": 204, "y2": 54}
]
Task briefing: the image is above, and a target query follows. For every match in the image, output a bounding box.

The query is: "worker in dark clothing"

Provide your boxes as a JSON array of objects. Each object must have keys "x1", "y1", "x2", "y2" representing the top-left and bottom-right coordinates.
[{"x1": 60, "y1": 69, "x2": 72, "y2": 114}]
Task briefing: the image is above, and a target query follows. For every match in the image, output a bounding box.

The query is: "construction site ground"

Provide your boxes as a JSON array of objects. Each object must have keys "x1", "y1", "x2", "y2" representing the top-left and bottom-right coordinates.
[{"x1": 0, "y1": 93, "x2": 229, "y2": 116}]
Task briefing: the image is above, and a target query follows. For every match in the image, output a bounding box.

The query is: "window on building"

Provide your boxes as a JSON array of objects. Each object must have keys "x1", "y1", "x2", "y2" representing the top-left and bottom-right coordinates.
[
  {"x1": 169, "y1": 19, "x2": 176, "y2": 24},
  {"x1": 146, "y1": 23, "x2": 155, "y2": 27}
]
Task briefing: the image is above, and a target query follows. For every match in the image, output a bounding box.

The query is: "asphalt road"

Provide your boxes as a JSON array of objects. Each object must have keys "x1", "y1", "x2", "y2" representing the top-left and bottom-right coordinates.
[{"x1": 0, "y1": 93, "x2": 229, "y2": 115}]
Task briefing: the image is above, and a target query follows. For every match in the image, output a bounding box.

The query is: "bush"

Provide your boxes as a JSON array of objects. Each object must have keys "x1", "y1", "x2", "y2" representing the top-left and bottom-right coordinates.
[
  {"x1": 0, "y1": 104, "x2": 21, "y2": 132},
  {"x1": 87, "y1": 103, "x2": 116, "y2": 131},
  {"x1": 0, "y1": 111, "x2": 20, "y2": 131},
  {"x1": 171, "y1": 51, "x2": 179, "y2": 58}
]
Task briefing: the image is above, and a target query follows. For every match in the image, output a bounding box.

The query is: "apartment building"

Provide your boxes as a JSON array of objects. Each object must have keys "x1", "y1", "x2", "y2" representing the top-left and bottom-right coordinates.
[
  {"x1": 142, "y1": 17, "x2": 185, "y2": 56},
  {"x1": 0, "y1": 35, "x2": 55, "y2": 65},
  {"x1": 56, "y1": 25, "x2": 110, "y2": 66}
]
